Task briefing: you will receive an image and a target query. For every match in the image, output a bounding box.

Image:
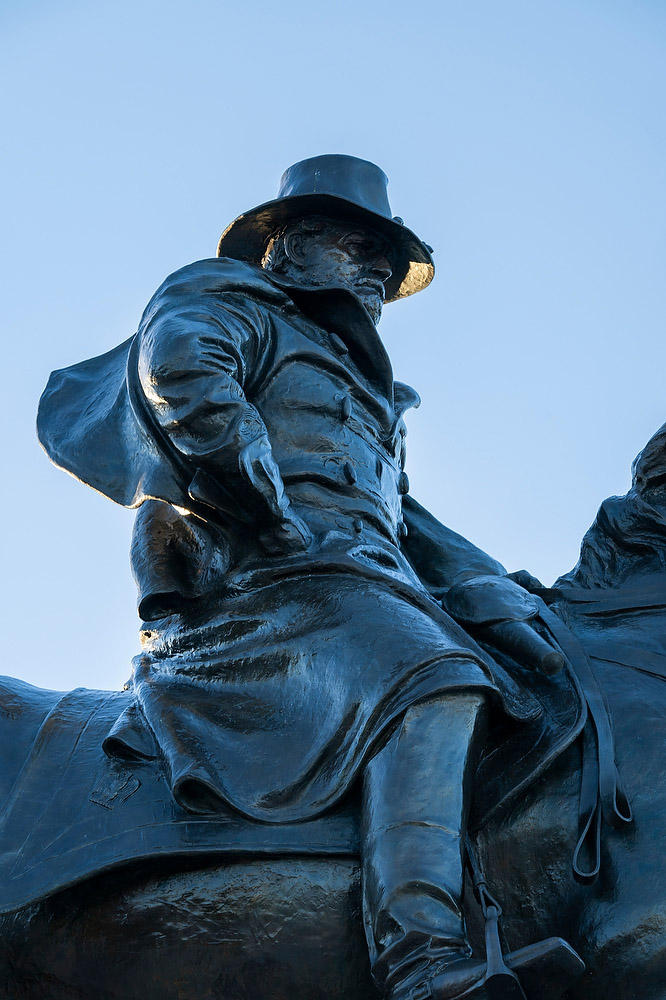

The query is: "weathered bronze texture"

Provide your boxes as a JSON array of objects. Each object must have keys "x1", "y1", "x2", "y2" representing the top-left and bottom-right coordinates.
[{"x1": 1, "y1": 154, "x2": 664, "y2": 1000}]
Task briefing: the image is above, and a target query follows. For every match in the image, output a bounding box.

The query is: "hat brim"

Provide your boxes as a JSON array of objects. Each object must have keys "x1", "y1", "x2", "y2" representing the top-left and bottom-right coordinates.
[{"x1": 216, "y1": 193, "x2": 434, "y2": 303}]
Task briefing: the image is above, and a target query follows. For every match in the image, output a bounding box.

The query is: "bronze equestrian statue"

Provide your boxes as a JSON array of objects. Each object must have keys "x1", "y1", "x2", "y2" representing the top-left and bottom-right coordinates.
[{"x1": 0, "y1": 155, "x2": 664, "y2": 1000}]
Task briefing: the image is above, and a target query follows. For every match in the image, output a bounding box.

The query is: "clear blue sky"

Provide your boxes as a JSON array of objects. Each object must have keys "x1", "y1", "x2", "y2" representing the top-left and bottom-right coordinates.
[{"x1": 2, "y1": 0, "x2": 665, "y2": 691}]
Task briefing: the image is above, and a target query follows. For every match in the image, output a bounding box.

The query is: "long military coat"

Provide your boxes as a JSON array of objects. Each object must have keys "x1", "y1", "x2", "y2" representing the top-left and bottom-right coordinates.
[{"x1": 37, "y1": 259, "x2": 581, "y2": 826}]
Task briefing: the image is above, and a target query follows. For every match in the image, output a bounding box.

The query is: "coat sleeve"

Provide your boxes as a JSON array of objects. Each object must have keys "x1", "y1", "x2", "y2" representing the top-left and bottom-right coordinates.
[
  {"x1": 401, "y1": 494, "x2": 507, "y2": 599},
  {"x1": 137, "y1": 290, "x2": 290, "y2": 526},
  {"x1": 401, "y1": 497, "x2": 551, "y2": 635}
]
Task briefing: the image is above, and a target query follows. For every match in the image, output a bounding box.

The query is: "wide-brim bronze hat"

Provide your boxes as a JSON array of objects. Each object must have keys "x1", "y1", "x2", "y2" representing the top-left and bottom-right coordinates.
[{"x1": 216, "y1": 154, "x2": 434, "y2": 303}]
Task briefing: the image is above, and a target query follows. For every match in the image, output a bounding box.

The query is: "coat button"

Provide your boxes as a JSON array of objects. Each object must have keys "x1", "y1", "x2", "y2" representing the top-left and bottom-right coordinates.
[
  {"x1": 340, "y1": 395, "x2": 352, "y2": 421},
  {"x1": 330, "y1": 332, "x2": 349, "y2": 355},
  {"x1": 353, "y1": 518, "x2": 363, "y2": 534},
  {"x1": 343, "y1": 461, "x2": 357, "y2": 485},
  {"x1": 398, "y1": 471, "x2": 410, "y2": 495}
]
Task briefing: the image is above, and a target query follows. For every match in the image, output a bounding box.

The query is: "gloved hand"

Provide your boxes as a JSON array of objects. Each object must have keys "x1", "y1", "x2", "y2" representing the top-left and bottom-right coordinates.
[
  {"x1": 187, "y1": 440, "x2": 312, "y2": 554},
  {"x1": 443, "y1": 575, "x2": 565, "y2": 675},
  {"x1": 238, "y1": 436, "x2": 313, "y2": 554}
]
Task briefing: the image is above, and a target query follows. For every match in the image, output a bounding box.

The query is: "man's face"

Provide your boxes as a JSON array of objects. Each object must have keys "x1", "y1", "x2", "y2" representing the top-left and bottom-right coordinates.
[{"x1": 287, "y1": 220, "x2": 394, "y2": 325}]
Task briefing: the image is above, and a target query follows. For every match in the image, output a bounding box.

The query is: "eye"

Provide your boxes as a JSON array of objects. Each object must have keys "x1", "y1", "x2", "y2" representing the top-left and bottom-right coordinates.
[
  {"x1": 341, "y1": 234, "x2": 367, "y2": 251},
  {"x1": 340, "y1": 233, "x2": 379, "y2": 259}
]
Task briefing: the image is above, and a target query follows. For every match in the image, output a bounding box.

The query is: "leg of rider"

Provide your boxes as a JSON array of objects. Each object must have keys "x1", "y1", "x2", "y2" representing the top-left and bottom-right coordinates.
[{"x1": 362, "y1": 690, "x2": 488, "y2": 998}]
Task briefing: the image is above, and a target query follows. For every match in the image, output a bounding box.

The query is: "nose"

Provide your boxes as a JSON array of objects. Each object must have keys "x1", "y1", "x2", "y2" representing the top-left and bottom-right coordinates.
[{"x1": 371, "y1": 255, "x2": 393, "y2": 283}]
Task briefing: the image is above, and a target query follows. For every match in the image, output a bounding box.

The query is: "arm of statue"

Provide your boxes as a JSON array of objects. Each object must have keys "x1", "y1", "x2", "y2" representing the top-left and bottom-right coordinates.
[
  {"x1": 400, "y1": 495, "x2": 507, "y2": 596},
  {"x1": 137, "y1": 291, "x2": 311, "y2": 553},
  {"x1": 402, "y1": 495, "x2": 565, "y2": 675}
]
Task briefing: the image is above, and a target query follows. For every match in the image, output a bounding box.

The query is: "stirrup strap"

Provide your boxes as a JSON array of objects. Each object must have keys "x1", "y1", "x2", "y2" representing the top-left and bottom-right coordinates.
[
  {"x1": 536, "y1": 602, "x2": 632, "y2": 883},
  {"x1": 465, "y1": 838, "x2": 527, "y2": 998}
]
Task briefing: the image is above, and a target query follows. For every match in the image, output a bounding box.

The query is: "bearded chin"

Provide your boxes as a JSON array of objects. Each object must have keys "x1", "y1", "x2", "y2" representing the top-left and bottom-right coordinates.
[{"x1": 358, "y1": 292, "x2": 382, "y2": 326}]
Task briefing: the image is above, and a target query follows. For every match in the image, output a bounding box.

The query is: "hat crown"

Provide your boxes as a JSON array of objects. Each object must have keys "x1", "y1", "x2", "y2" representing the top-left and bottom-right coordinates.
[{"x1": 277, "y1": 154, "x2": 393, "y2": 222}]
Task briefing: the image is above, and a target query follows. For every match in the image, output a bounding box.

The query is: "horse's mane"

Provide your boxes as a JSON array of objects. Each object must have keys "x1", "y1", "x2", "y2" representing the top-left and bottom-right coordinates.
[{"x1": 556, "y1": 422, "x2": 666, "y2": 590}]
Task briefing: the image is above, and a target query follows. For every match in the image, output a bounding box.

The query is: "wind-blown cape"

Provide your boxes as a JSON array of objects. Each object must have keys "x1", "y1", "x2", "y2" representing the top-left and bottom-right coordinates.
[{"x1": 38, "y1": 261, "x2": 292, "y2": 512}]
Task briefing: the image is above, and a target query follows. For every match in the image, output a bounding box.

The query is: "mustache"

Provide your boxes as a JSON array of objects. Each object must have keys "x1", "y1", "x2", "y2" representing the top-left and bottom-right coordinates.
[{"x1": 355, "y1": 277, "x2": 386, "y2": 300}]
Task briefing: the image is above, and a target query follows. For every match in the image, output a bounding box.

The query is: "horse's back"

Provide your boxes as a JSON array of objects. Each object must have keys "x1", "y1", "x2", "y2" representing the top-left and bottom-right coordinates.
[
  {"x1": 0, "y1": 855, "x2": 375, "y2": 1000},
  {"x1": 0, "y1": 675, "x2": 61, "y2": 804}
]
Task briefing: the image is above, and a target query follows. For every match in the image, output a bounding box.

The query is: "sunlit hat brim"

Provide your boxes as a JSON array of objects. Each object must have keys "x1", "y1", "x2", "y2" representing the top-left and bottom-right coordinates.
[{"x1": 216, "y1": 193, "x2": 434, "y2": 302}]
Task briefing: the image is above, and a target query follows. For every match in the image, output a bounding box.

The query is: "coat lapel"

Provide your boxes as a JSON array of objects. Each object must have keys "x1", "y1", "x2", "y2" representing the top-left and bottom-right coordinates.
[{"x1": 269, "y1": 278, "x2": 395, "y2": 402}]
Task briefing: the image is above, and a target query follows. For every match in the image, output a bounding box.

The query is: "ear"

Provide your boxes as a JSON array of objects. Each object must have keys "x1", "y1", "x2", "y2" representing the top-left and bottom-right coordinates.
[{"x1": 283, "y1": 230, "x2": 309, "y2": 267}]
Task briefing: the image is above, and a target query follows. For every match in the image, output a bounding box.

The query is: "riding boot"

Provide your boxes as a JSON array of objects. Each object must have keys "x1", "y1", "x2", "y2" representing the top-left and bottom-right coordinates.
[{"x1": 361, "y1": 691, "x2": 488, "y2": 1000}]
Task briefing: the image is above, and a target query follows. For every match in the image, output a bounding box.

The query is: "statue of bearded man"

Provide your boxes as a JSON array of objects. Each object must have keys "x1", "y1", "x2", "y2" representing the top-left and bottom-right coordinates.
[{"x1": 29, "y1": 154, "x2": 583, "y2": 1000}]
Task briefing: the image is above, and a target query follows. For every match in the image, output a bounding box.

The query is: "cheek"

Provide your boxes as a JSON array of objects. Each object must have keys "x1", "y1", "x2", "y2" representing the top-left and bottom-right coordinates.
[
  {"x1": 329, "y1": 253, "x2": 363, "y2": 284},
  {"x1": 306, "y1": 248, "x2": 342, "y2": 281},
  {"x1": 304, "y1": 246, "x2": 361, "y2": 286}
]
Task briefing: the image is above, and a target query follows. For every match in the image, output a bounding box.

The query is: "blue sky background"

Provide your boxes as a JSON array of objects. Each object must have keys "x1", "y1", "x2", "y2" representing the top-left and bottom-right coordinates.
[{"x1": 2, "y1": 0, "x2": 665, "y2": 691}]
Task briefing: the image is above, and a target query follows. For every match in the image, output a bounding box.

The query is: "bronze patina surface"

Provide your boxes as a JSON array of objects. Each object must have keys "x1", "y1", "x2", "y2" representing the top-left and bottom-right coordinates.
[{"x1": 2, "y1": 154, "x2": 664, "y2": 1000}]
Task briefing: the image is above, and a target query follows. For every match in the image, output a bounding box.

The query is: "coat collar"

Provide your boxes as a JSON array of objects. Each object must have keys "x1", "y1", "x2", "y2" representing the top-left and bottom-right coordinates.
[
  {"x1": 143, "y1": 258, "x2": 396, "y2": 401},
  {"x1": 253, "y1": 267, "x2": 395, "y2": 402}
]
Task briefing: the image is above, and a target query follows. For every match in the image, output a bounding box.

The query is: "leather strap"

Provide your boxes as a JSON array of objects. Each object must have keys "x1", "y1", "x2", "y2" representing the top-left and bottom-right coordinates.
[
  {"x1": 571, "y1": 722, "x2": 602, "y2": 884},
  {"x1": 537, "y1": 602, "x2": 632, "y2": 883}
]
